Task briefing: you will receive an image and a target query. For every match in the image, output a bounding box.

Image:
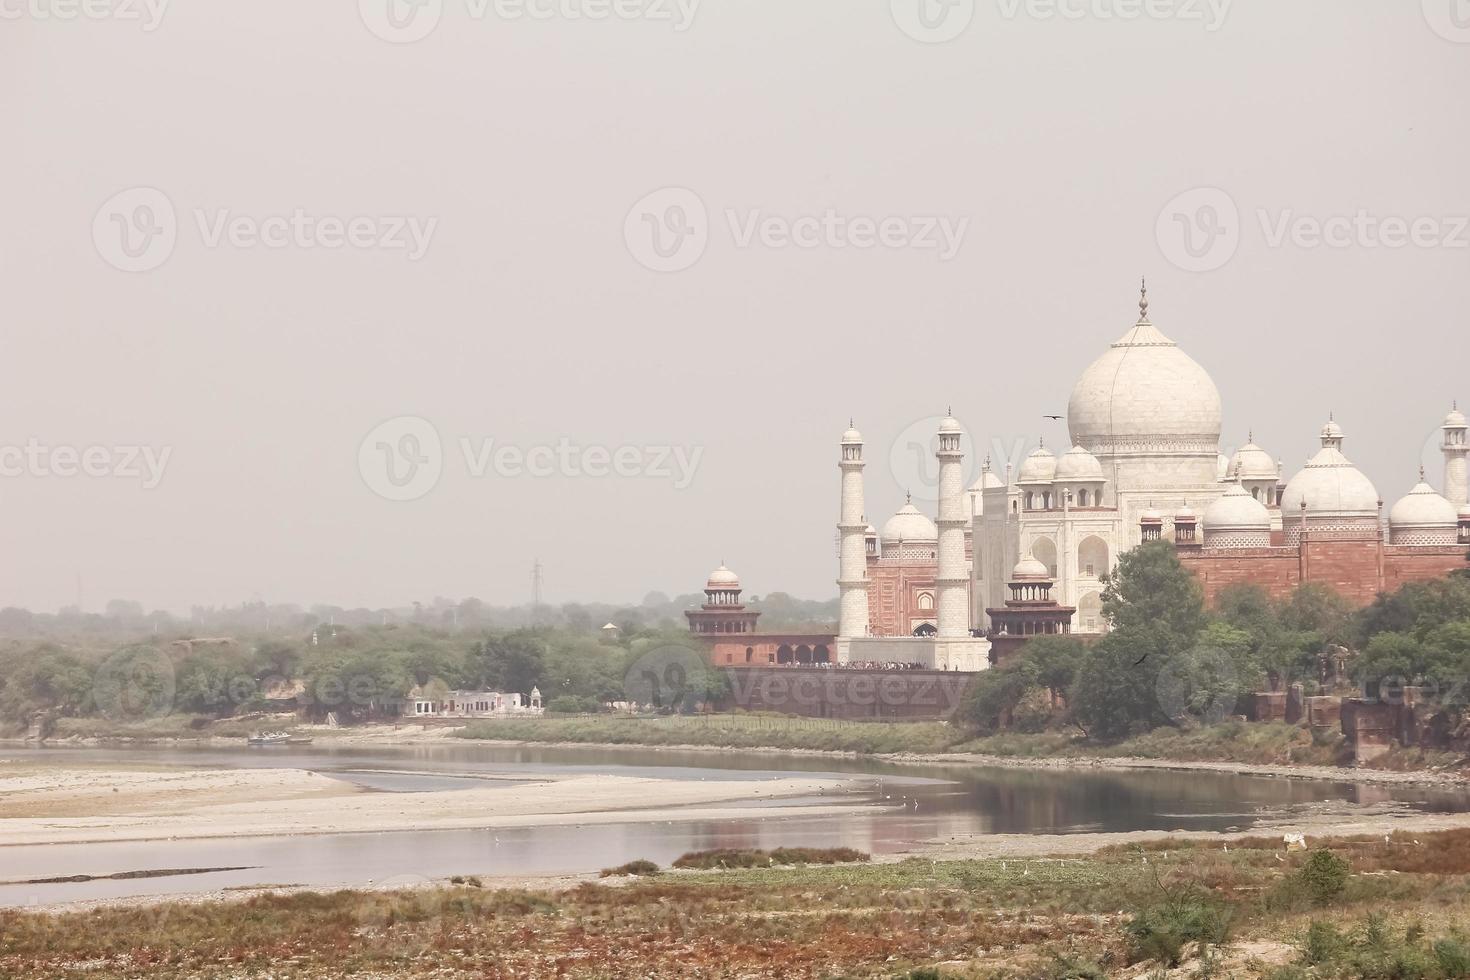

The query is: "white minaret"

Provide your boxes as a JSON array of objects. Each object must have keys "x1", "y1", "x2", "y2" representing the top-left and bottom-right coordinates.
[
  {"x1": 1443, "y1": 402, "x2": 1468, "y2": 509},
  {"x1": 935, "y1": 412, "x2": 969, "y2": 639},
  {"x1": 837, "y1": 422, "x2": 870, "y2": 641}
]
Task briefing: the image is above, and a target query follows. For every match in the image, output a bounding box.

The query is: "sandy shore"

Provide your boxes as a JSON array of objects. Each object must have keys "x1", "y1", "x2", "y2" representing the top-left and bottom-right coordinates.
[{"x1": 0, "y1": 760, "x2": 871, "y2": 848}]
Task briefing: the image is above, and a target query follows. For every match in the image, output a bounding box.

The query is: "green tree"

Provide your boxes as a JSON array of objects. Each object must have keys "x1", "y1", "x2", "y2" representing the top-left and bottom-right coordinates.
[
  {"x1": 475, "y1": 630, "x2": 548, "y2": 696},
  {"x1": 1100, "y1": 541, "x2": 1206, "y2": 661},
  {"x1": 1070, "y1": 541, "x2": 1208, "y2": 740}
]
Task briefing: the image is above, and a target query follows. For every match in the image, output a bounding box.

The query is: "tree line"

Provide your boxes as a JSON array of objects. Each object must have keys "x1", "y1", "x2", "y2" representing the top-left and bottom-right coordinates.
[{"x1": 962, "y1": 542, "x2": 1470, "y2": 741}]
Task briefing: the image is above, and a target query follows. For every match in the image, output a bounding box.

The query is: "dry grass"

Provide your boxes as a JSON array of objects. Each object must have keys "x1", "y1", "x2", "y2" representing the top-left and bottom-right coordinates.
[{"x1": 5, "y1": 830, "x2": 1470, "y2": 977}]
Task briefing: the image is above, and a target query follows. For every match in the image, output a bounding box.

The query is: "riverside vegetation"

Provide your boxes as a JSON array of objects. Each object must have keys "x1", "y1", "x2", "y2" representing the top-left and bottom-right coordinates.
[
  {"x1": 6, "y1": 545, "x2": 1469, "y2": 774},
  {"x1": 6, "y1": 830, "x2": 1470, "y2": 977}
]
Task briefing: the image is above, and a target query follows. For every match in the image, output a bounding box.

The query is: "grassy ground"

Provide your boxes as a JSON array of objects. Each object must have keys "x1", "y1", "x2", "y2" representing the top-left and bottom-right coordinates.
[
  {"x1": 456, "y1": 715, "x2": 1469, "y2": 774},
  {"x1": 457, "y1": 712, "x2": 965, "y2": 754},
  {"x1": 6, "y1": 830, "x2": 1470, "y2": 977}
]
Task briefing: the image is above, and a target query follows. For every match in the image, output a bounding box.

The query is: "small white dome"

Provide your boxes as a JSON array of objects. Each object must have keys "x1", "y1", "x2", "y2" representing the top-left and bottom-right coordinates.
[
  {"x1": 1140, "y1": 506, "x2": 1164, "y2": 522},
  {"x1": 841, "y1": 425, "x2": 863, "y2": 445},
  {"x1": 1175, "y1": 504, "x2": 1197, "y2": 521},
  {"x1": 864, "y1": 524, "x2": 878, "y2": 535},
  {"x1": 706, "y1": 565, "x2": 740, "y2": 588},
  {"x1": 1389, "y1": 479, "x2": 1459, "y2": 529},
  {"x1": 1016, "y1": 445, "x2": 1058, "y2": 484},
  {"x1": 1281, "y1": 448, "x2": 1380, "y2": 519},
  {"x1": 1011, "y1": 555, "x2": 1050, "y2": 580},
  {"x1": 881, "y1": 502, "x2": 938, "y2": 544},
  {"x1": 1445, "y1": 405, "x2": 1467, "y2": 428},
  {"x1": 1054, "y1": 445, "x2": 1104, "y2": 482},
  {"x1": 1204, "y1": 482, "x2": 1271, "y2": 532},
  {"x1": 938, "y1": 415, "x2": 962, "y2": 434},
  {"x1": 1281, "y1": 420, "x2": 1379, "y2": 521},
  {"x1": 1228, "y1": 440, "x2": 1278, "y2": 482}
]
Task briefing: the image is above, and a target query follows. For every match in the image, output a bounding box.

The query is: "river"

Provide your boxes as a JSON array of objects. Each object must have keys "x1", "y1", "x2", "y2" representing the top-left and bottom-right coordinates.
[{"x1": 2, "y1": 743, "x2": 1466, "y2": 906}]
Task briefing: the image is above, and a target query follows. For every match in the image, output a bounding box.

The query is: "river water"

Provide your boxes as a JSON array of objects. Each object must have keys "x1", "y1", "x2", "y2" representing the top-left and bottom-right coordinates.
[{"x1": 2, "y1": 743, "x2": 1466, "y2": 906}]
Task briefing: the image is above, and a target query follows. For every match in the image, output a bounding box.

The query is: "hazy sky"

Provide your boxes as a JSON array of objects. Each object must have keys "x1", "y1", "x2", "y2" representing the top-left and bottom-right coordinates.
[{"x1": 3, "y1": 0, "x2": 1468, "y2": 613}]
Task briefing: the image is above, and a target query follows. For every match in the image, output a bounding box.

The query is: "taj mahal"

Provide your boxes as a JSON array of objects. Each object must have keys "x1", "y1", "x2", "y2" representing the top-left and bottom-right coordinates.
[{"x1": 694, "y1": 282, "x2": 1470, "y2": 674}]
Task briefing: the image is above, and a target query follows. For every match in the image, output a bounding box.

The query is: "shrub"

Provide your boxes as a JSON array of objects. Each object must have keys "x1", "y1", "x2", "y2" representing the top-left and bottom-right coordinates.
[
  {"x1": 1124, "y1": 889, "x2": 1231, "y2": 966},
  {"x1": 671, "y1": 847, "x2": 869, "y2": 870},
  {"x1": 1433, "y1": 936, "x2": 1470, "y2": 978},
  {"x1": 599, "y1": 860, "x2": 660, "y2": 877},
  {"x1": 1300, "y1": 920, "x2": 1346, "y2": 965},
  {"x1": 1297, "y1": 849, "x2": 1350, "y2": 906}
]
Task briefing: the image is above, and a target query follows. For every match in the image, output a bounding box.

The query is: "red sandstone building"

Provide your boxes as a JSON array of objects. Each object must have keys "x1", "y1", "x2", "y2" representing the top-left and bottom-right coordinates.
[{"x1": 686, "y1": 565, "x2": 835, "y2": 666}]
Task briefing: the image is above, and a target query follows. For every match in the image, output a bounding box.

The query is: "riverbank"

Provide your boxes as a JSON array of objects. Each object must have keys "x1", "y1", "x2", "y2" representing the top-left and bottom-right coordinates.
[
  {"x1": 0, "y1": 758, "x2": 870, "y2": 847},
  {"x1": 15, "y1": 715, "x2": 1470, "y2": 788},
  {"x1": 8, "y1": 826, "x2": 1470, "y2": 977}
]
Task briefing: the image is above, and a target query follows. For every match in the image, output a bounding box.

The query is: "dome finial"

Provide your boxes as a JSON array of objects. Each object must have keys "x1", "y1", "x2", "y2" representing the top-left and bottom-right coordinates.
[
  {"x1": 1138, "y1": 276, "x2": 1149, "y2": 321},
  {"x1": 1420, "y1": 464, "x2": 1427, "y2": 482},
  {"x1": 983, "y1": 453, "x2": 992, "y2": 471},
  {"x1": 1248, "y1": 428, "x2": 1254, "y2": 443},
  {"x1": 906, "y1": 489, "x2": 912, "y2": 504},
  {"x1": 1038, "y1": 435, "x2": 1045, "y2": 450}
]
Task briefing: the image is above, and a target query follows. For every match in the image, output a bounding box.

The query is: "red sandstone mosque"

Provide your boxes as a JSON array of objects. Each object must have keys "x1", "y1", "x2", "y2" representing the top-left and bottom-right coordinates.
[{"x1": 694, "y1": 283, "x2": 1469, "y2": 670}]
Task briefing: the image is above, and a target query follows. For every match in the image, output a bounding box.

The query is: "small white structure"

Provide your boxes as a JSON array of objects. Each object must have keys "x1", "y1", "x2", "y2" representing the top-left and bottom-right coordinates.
[{"x1": 402, "y1": 687, "x2": 546, "y2": 719}]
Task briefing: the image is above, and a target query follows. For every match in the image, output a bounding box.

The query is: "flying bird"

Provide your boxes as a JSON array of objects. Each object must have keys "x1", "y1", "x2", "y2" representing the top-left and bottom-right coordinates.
[{"x1": 1043, "y1": 415, "x2": 1065, "y2": 420}]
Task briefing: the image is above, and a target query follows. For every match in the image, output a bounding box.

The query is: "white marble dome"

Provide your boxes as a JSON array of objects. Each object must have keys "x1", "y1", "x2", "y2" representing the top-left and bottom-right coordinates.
[
  {"x1": 1389, "y1": 479, "x2": 1458, "y2": 530},
  {"x1": 1445, "y1": 406, "x2": 1467, "y2": 428},
  {"x1": 1068, "y1": 314, "x2": 1222, "y2": 459},
  {"x1": 1281, "y1": 420, "x2": 1380, "y2": 524},
  {"x1": 1016, "y1": 445, "x2": 1058, "y2": 484},
  {"x1": 1228, "y1": 440, "x2": 1278, "y2": 482},
  {"x1": 706, "y1": 565, "x2": 740, "y2": 588},
  {"x1": 841, "y1": 425, "x2": 863, "y2": 445},
  {"x1": 1204, "y1": 482, "x2": 1271, "y2": 531},
  {"x1": 938, "y1": 415, "x2": 962, "y2": 434},
  {"x1": 881, "y1": 501, "x2": 938, "y2": 545},
  {"x1": 1011, "y1": 555, "x2": 1050, "y2": 580},
  {"x1": 1055, "y1": 445, "x2": 1105, "y2": 482}
]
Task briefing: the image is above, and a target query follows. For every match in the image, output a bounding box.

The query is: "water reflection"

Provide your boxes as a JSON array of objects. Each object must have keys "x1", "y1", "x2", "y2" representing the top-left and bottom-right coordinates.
[{"x1": 2, "y1": 743, "x2": 1466, "y2": 906}]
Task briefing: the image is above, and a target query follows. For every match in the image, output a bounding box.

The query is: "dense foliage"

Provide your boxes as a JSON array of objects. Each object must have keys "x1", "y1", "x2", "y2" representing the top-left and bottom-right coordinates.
[
  {"x1": 961, "y1": 544, "x2": 1470, "y2": 743},
  {"x1": 0, "y1": 620, "x2": 721, "y2": 733}
]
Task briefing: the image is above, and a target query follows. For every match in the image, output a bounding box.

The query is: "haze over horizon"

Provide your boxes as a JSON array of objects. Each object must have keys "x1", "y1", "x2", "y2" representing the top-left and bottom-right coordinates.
[{"x1": 4, "y1": 1, "x2": 1468, "y2": 614}]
